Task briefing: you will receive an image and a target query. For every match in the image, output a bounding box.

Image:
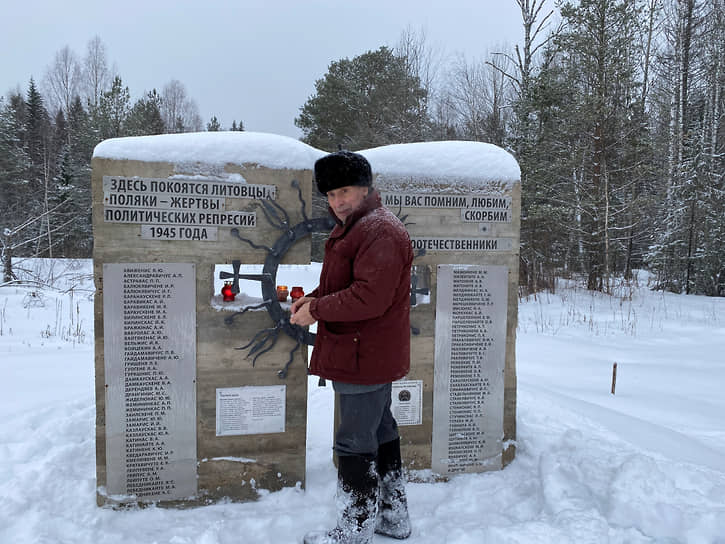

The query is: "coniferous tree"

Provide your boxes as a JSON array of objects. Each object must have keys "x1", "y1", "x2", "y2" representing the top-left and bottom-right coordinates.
[
  {"x1": 0, "y1": 96, "x2": 30, "y2": 225},
  {"x1": 295, "y1": 46, "x2": 429, "y2": 151},
  {"x1": 94, "y1": 76, "x2": 131, "y2": 140},
  {"x1": 206, "y1": 116, "x2": 221, "y2": 131},
  {"x1": 647, "y1": 0, "x2": 719, "y2": 294},
  {"x1": 0, "y1": 96, "x2": 31, "y2": 280},
  {"x1": 22, "y1": 78, "x2": 55, "y2": 256},
  {"x1": 65, "y1": 95, "x2": 94, "y2": 255},
  {"x1": 125, "y1": 90, "x2": 165, "y2": 136},
  {"x1": 553, "y1": 0, "x2": 645, "y2": 291}
]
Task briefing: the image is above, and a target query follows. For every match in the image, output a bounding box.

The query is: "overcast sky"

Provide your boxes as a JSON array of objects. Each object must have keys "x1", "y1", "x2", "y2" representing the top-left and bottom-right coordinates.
[{"x1": 1, "y1": 1, "x2": 546, "y2": 139}]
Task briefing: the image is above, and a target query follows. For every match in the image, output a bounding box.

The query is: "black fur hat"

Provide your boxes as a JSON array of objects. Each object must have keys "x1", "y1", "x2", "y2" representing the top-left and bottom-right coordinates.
[{"x1": 314, "y1": 151, "x2": 372, "y2": 194}]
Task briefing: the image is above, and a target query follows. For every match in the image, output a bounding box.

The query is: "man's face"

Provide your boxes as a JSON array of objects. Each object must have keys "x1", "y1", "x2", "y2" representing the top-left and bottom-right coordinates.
[{"x1": 327, "y1": 185, "x2": 369, "y2": 222}]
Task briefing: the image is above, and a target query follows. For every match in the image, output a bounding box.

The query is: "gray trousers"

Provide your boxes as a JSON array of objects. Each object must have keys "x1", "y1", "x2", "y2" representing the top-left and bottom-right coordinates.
[{"x1": 334, "y1": 383, "x2": 399, "y2": 457}]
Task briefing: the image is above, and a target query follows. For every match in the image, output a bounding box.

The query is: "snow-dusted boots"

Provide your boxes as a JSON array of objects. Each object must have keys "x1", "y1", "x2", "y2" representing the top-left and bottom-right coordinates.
[
  {"x1": 303, "y1": 455, "x2": 379, "y2": 544},
  {"x1": 375, "y1": 438, "x2": 411, "y2": 539}
]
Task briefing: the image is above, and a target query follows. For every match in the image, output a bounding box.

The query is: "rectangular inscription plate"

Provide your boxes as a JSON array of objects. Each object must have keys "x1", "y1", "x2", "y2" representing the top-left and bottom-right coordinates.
[
  {"x1": 215, "y1": 386, "x2": 286, "y2": 436},
  {"x1": 432, "y1": 264, "x2": 508, "y2": 475},
  {"x1": 103, "y1": 263, "x2": 197, "y2": 501}
]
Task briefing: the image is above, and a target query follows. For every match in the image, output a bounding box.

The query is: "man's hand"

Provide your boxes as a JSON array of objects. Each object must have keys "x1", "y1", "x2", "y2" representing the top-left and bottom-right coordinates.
[
  {"x1": 290, "y1": 296, "x2": 314, "y2": 314},
  {"x1": 290, "y1": 297, "x2": 317, "y2": 327}
]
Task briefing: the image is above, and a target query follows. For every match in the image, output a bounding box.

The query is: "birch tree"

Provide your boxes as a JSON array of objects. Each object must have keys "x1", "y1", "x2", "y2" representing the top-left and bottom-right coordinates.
[{"x1": 42, "y1": 46, "x2": 82, "y2": 117}]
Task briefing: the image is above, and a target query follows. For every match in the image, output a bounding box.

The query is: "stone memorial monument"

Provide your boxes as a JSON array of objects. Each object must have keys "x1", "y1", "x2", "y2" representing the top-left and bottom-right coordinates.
[
  {"x1": 92, "y1": 132, "x2": 325, "y2": 506},
  {"x1": 92, "y1": 132, "x2": 520, "y2": 508},
  {"x1": 361, "y1": 141, "x2": 521, "y2": 475}
]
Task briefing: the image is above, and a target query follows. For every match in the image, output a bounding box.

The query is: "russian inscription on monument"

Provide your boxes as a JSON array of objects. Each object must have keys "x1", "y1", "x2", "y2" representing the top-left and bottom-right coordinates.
[
  {"x1": 432, "y1": 264, "x2": 508, "y2": 475},
  {"x1": 103, "y1": 263, "x2": 197, "y2": 501},
  {"x1": 102, "y1": 176, "x2": 273, "y2": 241}
]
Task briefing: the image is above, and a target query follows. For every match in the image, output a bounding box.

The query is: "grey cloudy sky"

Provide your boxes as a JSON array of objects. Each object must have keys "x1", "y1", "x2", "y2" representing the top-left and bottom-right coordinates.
[{"x1": 1, "y1": 0, "x2": 537, "y2": 138}]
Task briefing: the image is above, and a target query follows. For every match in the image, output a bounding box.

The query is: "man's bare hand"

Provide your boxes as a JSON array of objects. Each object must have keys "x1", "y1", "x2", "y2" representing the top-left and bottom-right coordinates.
[
  {"x1": 290, "y1": 300, "x2": 316, "y2": 326},
  {"x1": 290, "y1": 296, "x2": 314, "y2": 314},
  {"x1": 290, "y1": 296, "x2": 317, "y2": 327}
]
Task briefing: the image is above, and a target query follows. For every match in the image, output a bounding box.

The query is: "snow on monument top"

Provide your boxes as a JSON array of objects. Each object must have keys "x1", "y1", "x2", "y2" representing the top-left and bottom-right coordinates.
[
  {"x1": 93, "y1": 132, "x2": 520, "y2": 189},
  {"x1": 362, "y1": 141, "x2": 520, "y2": 191},
  {"x1": 93, "y1": 131, "x2": 325, "y2": 170}
]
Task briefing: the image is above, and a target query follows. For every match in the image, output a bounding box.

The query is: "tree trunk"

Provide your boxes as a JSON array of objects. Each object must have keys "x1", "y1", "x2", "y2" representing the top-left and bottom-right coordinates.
[
  {"x1": 685, "y1": 197, "x2": 696, "y2": 294},
  {"x1": 2, "y1": 230, "x2": 12, "y2": 283}
]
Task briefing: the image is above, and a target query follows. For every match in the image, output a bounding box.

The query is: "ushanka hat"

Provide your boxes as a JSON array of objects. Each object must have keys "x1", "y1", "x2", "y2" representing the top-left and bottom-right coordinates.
[{"x1": 314, "y1": 151, "x2": 372, "y2": 194}]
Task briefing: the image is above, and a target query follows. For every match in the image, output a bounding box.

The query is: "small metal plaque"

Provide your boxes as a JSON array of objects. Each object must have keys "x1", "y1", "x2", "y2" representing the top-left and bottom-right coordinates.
[
  {"x1": 103, "y1": 263, "x2": 197, "y2": 501},
  {"x1": 391, "y1": 380, "x2": 423, "y2": 426},
  {"x1": 432, "y1": 264, "x2": 508, "y2": 475}
]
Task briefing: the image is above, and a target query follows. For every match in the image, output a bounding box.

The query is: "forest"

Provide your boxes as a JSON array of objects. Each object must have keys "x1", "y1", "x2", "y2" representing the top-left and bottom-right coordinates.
[{"x1": 1, "y1": 0, "x2": 723, "y2": 296}]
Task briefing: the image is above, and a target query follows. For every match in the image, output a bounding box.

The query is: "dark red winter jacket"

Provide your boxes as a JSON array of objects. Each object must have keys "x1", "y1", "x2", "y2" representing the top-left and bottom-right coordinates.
[{"x1": 308, "y1": 189, "x2": 414, "y2": 384}]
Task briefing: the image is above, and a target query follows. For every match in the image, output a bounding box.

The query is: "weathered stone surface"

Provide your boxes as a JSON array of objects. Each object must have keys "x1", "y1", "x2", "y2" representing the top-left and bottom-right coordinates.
[
  {"x1": 93, "y1": 148, "x2": 315, "y2": 507},
  {"x1": 93, "y1": 135, "x2": 521, "y2": 506}
]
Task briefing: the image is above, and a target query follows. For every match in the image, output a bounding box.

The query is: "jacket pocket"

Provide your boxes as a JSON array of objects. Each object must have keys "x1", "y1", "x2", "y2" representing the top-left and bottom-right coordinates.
[{"x1": 317, "y1": 326, "x2": 361, "y2": 376}]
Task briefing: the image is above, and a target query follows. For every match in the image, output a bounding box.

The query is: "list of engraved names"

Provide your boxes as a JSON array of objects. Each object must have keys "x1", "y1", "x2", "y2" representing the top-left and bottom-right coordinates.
[
  {"x1": 123, "y1": 267, "x2": 176, "y2": 496},
  {"x1": 432, "y1": 264, "x2": 507, "y2": 475},
  {"x1": 447, "y1": 268, "x2": 493, "y2": 471},
  {"x1": 103, "y1": 263, "x2": 197, "y2": 501}
]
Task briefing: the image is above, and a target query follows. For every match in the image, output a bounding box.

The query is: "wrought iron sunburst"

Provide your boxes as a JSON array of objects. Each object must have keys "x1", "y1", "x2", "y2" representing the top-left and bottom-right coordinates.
[
  {"x1": 220, "y1": 180, "x2": 335, "y2": 378},
  {"x1": 220, "y1": 180, "x2": 426, "y2": 379}
]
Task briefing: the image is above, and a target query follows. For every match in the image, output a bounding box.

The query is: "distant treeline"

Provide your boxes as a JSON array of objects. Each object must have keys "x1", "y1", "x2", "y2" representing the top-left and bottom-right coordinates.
[
  {"x1": 0, "y1": 36, "x2": 242, "y2": 281},
  {"x1": 2, "y1": 0, "x2": 724, "y2": 296}
]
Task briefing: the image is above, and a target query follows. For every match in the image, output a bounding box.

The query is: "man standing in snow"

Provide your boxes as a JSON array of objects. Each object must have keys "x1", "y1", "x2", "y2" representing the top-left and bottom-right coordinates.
[{"x1": 290, "y1": 150, "x2": 413, "y2": 544}]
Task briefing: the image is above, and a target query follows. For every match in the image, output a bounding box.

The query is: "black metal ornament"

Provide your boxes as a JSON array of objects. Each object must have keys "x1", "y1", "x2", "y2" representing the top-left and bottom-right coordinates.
[
  {"x1": 221, "y1": 179, "x2": 335, "y2": 378},
  {"x1": 221, "y1": 179, "x2": 425, "y2": 379}
]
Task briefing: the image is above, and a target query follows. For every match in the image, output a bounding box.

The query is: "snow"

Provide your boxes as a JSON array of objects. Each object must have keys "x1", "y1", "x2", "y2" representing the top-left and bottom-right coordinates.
[
  {"x1": 92, "y1": 133, "x2": 520, "y2": 190},
  {"x1": 92, "y1": 132, "x2": 325, "y2": 171},
  {"x1": 2, "y1": 260, "x2": 725, "y2": 543},
  {"x1": 361, "y1": 141, "x2": 521, "y2": 190}
]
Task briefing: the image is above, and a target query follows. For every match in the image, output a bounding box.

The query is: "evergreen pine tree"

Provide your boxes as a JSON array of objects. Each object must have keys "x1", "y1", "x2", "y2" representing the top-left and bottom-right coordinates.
[
  {"x1": 126, "y1": 90, "x2": 165, "y2": 136},
  {"x1": 94, "y1": 76, "x2": 131, "y2": 140},
  {"x1": 295, "y1": 46, "x2": 429, "y2": 151},
  {"x1": 206, "y1": 116, "x2": 221, "y2": 131}
]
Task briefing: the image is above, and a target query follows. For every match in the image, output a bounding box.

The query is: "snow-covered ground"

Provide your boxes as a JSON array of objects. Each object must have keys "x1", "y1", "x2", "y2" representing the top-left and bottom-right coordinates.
[{"x1": 1, "y1": 259, "x2": 724, "y2": 544}]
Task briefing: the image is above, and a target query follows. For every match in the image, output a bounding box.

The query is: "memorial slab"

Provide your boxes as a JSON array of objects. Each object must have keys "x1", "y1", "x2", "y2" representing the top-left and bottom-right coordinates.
[
  {"x1": 93, "y1": 132, "x2": 323, "y2": 506},
  {"x1": 361, "y1": 141, "x2": 520, "y2": 474}
]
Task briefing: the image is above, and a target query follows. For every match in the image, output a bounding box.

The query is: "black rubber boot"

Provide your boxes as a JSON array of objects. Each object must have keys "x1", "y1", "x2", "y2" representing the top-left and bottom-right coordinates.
[
  {"x1": 304, "y1": 455, "x2": 379, "y2": 544},
  {"x1": 375, "y1": 438, "x2": 411, "y2": 539}
]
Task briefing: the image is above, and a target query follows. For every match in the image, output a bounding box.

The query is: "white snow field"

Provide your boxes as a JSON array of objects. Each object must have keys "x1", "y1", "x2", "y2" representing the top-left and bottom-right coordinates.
[{"x1": 1, "y1": 259, "x2": 724, "y2": 544}]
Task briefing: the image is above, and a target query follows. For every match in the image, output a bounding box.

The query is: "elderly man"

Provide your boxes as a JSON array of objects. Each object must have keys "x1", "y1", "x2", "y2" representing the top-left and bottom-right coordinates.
[{"x1": 291, "y1": 151, "x2": 413, "y2": 544}]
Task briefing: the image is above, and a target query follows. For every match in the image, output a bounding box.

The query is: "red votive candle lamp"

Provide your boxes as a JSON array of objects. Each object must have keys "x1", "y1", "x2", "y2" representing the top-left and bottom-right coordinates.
[
  {"x1": 221, "y1": 281, "x2": 235, "y2": 302},
  {"x1": 276, "y1": 285, "x2": 289, "y2": 302},
  {"x1": 290, "y1": 286, "x2": 304, "y2": 302}
]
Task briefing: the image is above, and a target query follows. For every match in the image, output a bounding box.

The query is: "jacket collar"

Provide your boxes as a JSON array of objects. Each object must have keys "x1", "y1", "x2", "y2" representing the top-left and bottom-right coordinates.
[{"x1": 328, "y1": 188, "x2": 381, "y2": 235}]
